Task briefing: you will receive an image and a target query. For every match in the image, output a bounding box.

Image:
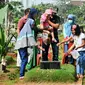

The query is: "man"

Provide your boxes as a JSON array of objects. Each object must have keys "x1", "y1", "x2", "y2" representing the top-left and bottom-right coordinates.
[
  {"x1": 41, "y1": 8, "x2": 60, "y2": 61},
  {"x1": 17, "y1": 8, "x2": 30, "y2": 35},
  {"x1": 48, "y1": 8, "x2": 60, "y2": 61},
  {"x1": 16, "y1": 8, "x2": 30, "y2": 67}
]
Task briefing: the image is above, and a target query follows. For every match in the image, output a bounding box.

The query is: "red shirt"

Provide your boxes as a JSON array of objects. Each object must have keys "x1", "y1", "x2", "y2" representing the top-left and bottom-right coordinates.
[{"x1": 17, "y1": 16, "x2": 27, "y2": 32}]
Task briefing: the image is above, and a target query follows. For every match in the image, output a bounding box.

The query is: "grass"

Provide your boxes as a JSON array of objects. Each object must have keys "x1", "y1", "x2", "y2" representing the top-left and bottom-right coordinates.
[{"x1": 25, "y1": 64, "x2": 76, "y2": 83}]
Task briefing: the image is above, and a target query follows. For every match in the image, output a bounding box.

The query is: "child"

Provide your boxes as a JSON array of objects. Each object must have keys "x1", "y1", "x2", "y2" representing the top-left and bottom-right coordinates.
[{"x1": 40, "y1": 9, "x2": 57, "y2": 43}]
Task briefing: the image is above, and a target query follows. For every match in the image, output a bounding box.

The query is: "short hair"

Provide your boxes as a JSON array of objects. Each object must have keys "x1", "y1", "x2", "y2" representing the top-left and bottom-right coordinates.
[{"x1": 24, "y1": 8, "x2": 30, "y2": 15}]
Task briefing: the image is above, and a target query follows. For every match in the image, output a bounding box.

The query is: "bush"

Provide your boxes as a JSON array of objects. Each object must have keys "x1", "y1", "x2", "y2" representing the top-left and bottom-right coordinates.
[
  {"x1": 25, "y1": 64, "x2": 75, "y2": 83},
  {"x1": 5, "y1": 56, "x2": 15, "y2": 65}
]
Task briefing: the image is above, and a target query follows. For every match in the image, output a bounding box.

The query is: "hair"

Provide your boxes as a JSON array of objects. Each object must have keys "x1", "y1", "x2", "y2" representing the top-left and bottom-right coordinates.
[
  {"x1": 79, "y1": 26, "x2": 85, "y2": 33},
  {"x1": 24, "y1": 8, "x2": 30, "y2": 15},
  {"x1": 71, "y1": 24, "x2": 81, "y2": 36}
]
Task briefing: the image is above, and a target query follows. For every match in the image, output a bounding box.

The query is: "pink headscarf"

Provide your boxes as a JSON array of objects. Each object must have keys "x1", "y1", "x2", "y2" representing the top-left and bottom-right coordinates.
[
  {"x1": 40, "y1": 9, "x2": 52, "y2": 22},
  {"x1": 40, "y1": 13, "x2": 47, "y2": 22}
]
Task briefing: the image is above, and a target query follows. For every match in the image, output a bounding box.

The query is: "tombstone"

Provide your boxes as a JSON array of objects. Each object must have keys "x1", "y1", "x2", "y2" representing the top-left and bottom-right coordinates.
[{"x1": 40, "y1": 61, "x2": 60, "y2": 69}]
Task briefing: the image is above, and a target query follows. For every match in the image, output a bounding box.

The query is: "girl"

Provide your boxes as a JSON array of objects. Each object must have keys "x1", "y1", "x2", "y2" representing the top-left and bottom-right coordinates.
[
  {"x1": 40, "y1": 9, "x2": 57, "y2": 43},
  {"x1": 58, "y1": 24, "x2": 85, "y2": 78}
]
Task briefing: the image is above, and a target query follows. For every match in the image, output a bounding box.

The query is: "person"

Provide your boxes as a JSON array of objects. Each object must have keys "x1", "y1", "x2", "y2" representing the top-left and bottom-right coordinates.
[
  {"x1": 40, "y1": 10, "x2": 56, "y2": 43},
  {"x1": 17, "y1": 8, "x2": 30, "y2": 35},
  {"x1": 79, "y1": 26, "x2": 85, "y2": 33},
  {"x1": 57, "y1": 24, "x2": 85, "y2": 78},
  {"x1": 40, "y1": 8, "x2": 60, "y2": 61},
  {"x1": 48, "y1": 8, "x2": 60, "y2": 61},
  {"x1": 15, "y1": 8, "x2": 44, "y2": 79},
  {"x1": 62, "y1": 14, "x2": 76, "y2": 64},
  {"x1": 16, "y1": 8, "x2": 30, "y2": 67}
]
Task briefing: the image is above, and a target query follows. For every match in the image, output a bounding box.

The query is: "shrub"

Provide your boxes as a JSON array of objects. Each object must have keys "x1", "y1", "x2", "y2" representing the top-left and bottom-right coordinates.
[{"x1": 5, "y1": 56, "x2": 15, "y2": 65}]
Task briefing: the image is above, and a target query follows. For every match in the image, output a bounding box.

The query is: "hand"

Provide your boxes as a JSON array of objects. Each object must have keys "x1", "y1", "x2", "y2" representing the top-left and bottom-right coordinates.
[
  {"x1": 48, "y1": 26, "x2": 53, "y2": 31},
  {"x1": 67, "y1": 51, "x2": 71, "y2": 55},
  {"x1": 75, "y1": 47, "x2": 78, "y2": 50},
  {"x1": 57, "y1": 43, "x2": 61, "y2": 46},
  {"x1": 38, "y1": 46, "x2": 45, "y2": 51}
]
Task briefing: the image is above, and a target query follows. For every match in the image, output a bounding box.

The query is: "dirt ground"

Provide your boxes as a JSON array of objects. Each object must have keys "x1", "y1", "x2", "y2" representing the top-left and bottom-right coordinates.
[{"x1": 14, "y1": 81, "x2": 81, "y2": 85}]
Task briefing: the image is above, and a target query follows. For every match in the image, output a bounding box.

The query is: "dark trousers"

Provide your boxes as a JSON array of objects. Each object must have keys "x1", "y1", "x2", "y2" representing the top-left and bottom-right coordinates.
[{"x1": 42, "y1": 39, "x2": 59, "y2": 61}]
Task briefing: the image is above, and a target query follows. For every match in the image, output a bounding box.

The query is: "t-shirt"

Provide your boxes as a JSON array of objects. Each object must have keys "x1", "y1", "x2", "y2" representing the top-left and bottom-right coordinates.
[
  {"x1": 73, "y1": 33, "x2": 85, "y2": 51},
  {"x1": 50, "y1": 15, "x2": 60, "y2": 42},
  {"x1": 17, "y1": 16, "x2": 27, "y2": 31}
]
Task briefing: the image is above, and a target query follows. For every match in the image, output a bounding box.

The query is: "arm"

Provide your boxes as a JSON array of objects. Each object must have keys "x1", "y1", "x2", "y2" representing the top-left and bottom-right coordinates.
[
  {"x1": 17, "y1": 19, "x2": 23, "y2": 35},
  {"x1": 57, "y1": 36, "x2": 72, "y2": 46},
  {"x1": 48, "y1": 20, "x2": 60, "y2": 29},
  {"x1": 67, "y1": 44, "x2": 75, "y2": 53}
]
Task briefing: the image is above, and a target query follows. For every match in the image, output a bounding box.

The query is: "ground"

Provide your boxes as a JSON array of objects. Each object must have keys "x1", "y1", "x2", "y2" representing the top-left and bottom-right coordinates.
[{"x1": 0, "y1": 67, "x2": 83, "y2": 85}]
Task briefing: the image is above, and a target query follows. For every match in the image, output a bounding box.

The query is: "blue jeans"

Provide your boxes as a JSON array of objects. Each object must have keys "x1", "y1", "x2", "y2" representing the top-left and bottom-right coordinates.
[
  {"x1": 76, "y1": 51, "x2": 85, "y2": 75},
  {"x1": 42, "y1": 38, "x2": 59, "y2": 61},
  {"x1": 18, "y1": 47, "x2": 28, "y2": 77}
]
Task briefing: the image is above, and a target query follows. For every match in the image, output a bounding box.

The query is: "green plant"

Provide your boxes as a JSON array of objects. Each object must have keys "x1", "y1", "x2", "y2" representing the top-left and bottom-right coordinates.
[
  {"x1": 7, "y1": 68, "x2": 19, "y2": 80},
  {"x1": 5, "y1": 56, "x2": 15, "y2": 65},
  {"x1": 25, "y1": 64, "x2": 75, "y2": 83}
]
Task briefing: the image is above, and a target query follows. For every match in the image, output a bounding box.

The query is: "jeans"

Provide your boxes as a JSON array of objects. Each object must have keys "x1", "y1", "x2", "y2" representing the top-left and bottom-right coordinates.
[
  {"x1": 76, "y1": 51, "x2": 85, "y2": 75},
  {"x1": 18, "y1": 47, "x2": 28, "y2": 77},
  {"x1": 42, "y1": 38, "x2": 59, "y2": 61}
]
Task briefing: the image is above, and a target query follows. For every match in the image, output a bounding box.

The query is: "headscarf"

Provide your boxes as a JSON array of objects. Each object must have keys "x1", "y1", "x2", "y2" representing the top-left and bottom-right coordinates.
[
  {"x1": 63, "y1": 14, "x2": 76, "y2": 38},
  {"x1": 28, "y1": 8, "x2": 38, "y2": 20}
]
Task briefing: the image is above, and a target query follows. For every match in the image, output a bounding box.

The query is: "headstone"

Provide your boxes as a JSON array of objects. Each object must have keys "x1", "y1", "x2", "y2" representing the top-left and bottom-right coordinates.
[{"x1": 40, "y1": 61, "x2": 60, "y2": 69}]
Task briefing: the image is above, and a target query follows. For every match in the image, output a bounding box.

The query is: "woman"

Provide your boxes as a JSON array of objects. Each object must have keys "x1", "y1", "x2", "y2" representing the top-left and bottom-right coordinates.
[
  {"x1": 63, "y1": 14, "x2": 76, "y2": 64},
  {"x1": 58, "y1": 24, "x2": 85, "y2": 78},
  {"x1": 15, "y1": 8, "x2": 43, "y2": 79}
]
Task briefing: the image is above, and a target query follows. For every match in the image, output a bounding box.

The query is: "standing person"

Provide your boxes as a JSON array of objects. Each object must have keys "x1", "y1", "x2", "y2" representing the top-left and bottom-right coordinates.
[
  {"x1": 15, "y1": 8, "x2": 42, "y2": 79},
  {"x1": 16, "y1": 8, "x2": 30, "y2": 67},
  {"x1": 40, "y1": 8, "x2": 60, "y2": 61},
  {"x1": 48, "y1": 8, "x2": 60, "y2": 61},
  {"x1": 17, "y1": 8, "x2": 30, "y2": 35},
  {"x1": 62, "y1": 14, "x2": 76, "y2": 64},
  {"x1": 26, "y1": 8, "x2": 43, "y2": 70}
]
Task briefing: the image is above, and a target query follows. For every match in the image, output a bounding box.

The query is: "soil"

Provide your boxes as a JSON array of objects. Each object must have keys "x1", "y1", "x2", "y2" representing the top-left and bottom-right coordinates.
[{"x1": 0, "y1": 68, "x2": 82, "y2": 85}]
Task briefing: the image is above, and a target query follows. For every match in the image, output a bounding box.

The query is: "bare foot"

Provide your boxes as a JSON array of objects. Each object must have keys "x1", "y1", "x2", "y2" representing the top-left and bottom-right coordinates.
[
  {"x1": 77, "y1": 74, "x2": 80, "y2": 78},
  {"x1": 80, "y1": 74, "x2": 83, "y2": 79}
]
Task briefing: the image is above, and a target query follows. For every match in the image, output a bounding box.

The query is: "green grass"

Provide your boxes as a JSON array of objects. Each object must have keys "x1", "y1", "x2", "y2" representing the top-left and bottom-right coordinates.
[{"x1": 25, "y1": 64, "x2": 76, "y2": 83}]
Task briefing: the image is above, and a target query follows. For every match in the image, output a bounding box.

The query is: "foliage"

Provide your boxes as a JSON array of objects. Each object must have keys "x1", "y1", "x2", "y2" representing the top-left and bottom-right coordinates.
[
  {"x1": 32, "y1": 3, "x2": 58, "y2": 14},
  {"x1": 0, "y1": 0, "x2": 5, "y2": 9},
  {"x1": 7, "y1": 68, "x2": 19, "y2": 80},
  {"x1": 8, "y1": 1, "x2": 24, "y2": 24},
  {"x1": 25, "y1": 64, "x2": 75, "y2": 82},
  {"x1": 5, "y1": 56, "x2": 15, "y2": 65},
  {"x1": 0, "y1": 26, "x2": 6, "y2": 58}
]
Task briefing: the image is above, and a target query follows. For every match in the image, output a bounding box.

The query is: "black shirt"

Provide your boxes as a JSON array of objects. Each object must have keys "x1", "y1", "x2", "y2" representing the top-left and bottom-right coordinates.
[{"x1": 50, "y1": 15, "x2": 60, "y2": 41}]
